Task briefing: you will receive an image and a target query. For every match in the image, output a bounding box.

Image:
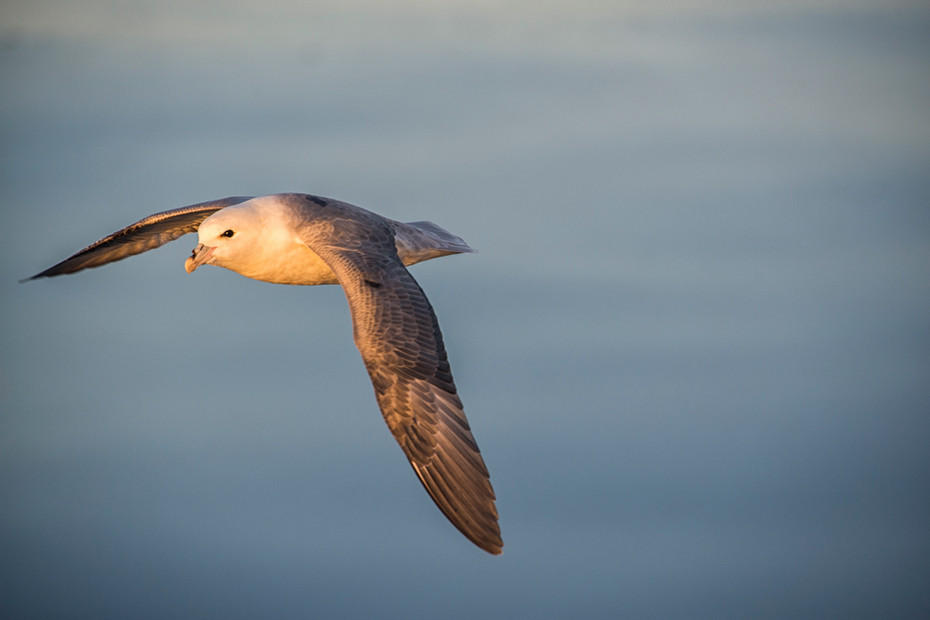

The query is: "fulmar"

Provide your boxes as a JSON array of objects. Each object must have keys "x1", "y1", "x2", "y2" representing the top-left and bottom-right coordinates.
[{"x1": 25, "y1": 193, "x2": 502, "y2": 555}]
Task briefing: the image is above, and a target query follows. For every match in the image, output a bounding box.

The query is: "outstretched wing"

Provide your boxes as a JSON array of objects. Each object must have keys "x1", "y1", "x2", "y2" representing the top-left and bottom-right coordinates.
[
  {"x1": 298, "y1": 207, "x2": 502, "y2": 554},
  {"x1": 24, "y1": 196, "x2": 252, "y2": 280}
]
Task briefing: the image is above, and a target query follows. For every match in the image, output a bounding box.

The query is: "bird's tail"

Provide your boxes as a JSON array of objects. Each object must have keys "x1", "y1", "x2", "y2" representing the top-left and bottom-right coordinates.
[{"x1": 392, "y1": 220, "x2": 475, "y2": 267}]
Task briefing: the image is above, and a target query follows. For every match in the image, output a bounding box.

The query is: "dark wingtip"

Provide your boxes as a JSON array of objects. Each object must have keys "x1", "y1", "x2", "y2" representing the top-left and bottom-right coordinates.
[
  {"x1": 479, "y1": 531, "x2": 504, "y2": 555},
  {"x1": 20, "y1": 265, "x2": 60, "y2": 282},
  {"x1": 485, "y1": 542, "x2": 504, "y2": 555}
]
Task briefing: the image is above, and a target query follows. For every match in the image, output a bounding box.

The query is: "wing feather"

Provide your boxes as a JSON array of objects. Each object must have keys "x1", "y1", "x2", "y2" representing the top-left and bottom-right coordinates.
[
  {"x1": 24, "y1": 196, "x2": 252, "y2": 280},
  {"x1": 295, "y1": 198, "x2": 502, "y2": 554}
]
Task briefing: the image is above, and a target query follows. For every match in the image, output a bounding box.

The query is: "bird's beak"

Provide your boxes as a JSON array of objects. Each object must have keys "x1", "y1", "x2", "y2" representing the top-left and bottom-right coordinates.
[{"x1": 185, "y1": 244, "x2": 215, "y2": 273}]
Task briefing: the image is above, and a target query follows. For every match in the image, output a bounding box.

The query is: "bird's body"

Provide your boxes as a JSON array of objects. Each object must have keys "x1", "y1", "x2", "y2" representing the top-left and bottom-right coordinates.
[
  {"x1": 27, "y1": 193, "x2": 502, "y2": 554},
  {"x1": 183, "y1": 194, "x2": 473, "y2": 286}
]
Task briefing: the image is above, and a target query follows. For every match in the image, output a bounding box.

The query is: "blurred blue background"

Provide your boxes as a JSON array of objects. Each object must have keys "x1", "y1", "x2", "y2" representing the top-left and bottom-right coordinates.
[{"x1": 2, "y1": 1, "x2": 929, "y2": 618}]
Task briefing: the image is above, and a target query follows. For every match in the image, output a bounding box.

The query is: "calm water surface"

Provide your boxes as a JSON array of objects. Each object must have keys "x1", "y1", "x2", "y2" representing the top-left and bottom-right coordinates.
[{"x1": 2, "y1": 2, "x2": 929, "y2": 618}]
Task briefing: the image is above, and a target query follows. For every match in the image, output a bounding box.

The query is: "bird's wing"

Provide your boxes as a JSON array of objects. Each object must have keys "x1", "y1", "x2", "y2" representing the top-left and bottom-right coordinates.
[
  {"x1": 24, "y1": 196, "x2": 253, "y2": 280},
  {"x1": 298, "y1": 209, "x2": 502, "y2": 554}
]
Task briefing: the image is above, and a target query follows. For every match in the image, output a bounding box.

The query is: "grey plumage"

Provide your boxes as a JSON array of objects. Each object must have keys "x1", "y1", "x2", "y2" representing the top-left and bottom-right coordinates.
[
  {"x1": 26, "y1": 193, "x2": 502, "y2": 554},
  {"x1": 293, "y1": 196, "x2": 501, "y2": 552},
  {"x1": 24, "y1": 197, "x2": 253, "y2": 280}
]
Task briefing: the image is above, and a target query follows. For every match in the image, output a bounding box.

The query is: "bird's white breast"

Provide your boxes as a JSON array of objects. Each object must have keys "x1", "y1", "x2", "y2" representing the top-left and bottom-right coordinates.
[
  {"x1": 242, "y1": 241, "x2": 339, "y2": 285},
  {"x1": 228, "y1": 218, "x2": 340, "y2": 285}
]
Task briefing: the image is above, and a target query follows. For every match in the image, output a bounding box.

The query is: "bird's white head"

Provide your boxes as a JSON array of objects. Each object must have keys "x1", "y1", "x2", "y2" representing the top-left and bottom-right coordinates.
[
  {"x1": 185, "y1": 201, "x2": 265, "y2": 275},
  {"x1": 184, "y1": 196, "x2": 318, "y2": 284}
]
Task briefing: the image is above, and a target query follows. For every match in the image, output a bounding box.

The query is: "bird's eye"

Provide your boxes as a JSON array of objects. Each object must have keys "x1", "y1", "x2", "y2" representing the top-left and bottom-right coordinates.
[{"x1": 221, "y1": 229, "x2": 235, "y2": 238}]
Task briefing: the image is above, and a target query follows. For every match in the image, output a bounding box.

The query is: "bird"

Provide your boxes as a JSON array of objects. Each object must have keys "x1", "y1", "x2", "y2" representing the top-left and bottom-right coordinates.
[{"x1": 25, "y1": 192, "x2": 503, "y2": 554}]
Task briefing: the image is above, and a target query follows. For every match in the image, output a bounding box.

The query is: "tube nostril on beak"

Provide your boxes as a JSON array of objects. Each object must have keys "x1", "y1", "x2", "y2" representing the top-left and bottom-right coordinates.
[{"x1": 184, "y1": 243, "x2": 215, "y2": 274}]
